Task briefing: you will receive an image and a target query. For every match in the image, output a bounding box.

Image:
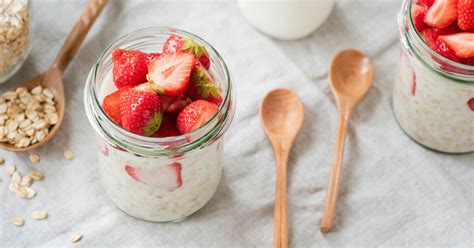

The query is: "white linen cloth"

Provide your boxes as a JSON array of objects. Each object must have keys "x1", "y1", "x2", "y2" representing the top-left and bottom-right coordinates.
[{"x1": 1, "y1": 0, "x2": 472, "y2": 247}]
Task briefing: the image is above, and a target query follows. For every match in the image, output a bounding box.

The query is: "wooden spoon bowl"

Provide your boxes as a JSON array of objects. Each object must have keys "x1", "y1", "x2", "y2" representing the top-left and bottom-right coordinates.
[{"x1": 0, "y1": 0, "x2": 108, "y2": 152}]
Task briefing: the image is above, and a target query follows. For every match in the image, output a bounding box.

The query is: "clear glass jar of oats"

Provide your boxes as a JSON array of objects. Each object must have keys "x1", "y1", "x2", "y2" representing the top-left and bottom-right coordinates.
[{"x1": 0, "y1": 0, "x2": 31, "y2": 84}]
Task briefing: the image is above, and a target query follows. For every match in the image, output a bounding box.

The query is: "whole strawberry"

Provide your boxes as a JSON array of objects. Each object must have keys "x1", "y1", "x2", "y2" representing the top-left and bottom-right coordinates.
[
  {"x1": 458, "y1": 0, "x2": 474, "y2": 30},
  {"x1": 163, "y1": 35, "x2": 211, "y2": 69},
  {"x1": 120, "y1": 83, "x2": 163, "y2": 136},
  {"x1": 185, "y1": 61, "x2": 223, "y2": 106},
  {"x1": 112, "y1": 49, "x2": 159, "y2": 88},
  {"x1": 176, "y1": 100, "x2": 219, "y2": 134}
]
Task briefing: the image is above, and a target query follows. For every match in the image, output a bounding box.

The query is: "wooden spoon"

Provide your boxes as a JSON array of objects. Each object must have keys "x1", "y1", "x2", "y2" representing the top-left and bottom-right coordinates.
[
  {"x1": 320, "y1": 49, "x2": 373, "y2": 233},
  {"x1": 0, "y1": 0, "x2": 109, "y2": 152},
  {"x1": 260, "y1": 88, "x2": 304, "y2": 248}
]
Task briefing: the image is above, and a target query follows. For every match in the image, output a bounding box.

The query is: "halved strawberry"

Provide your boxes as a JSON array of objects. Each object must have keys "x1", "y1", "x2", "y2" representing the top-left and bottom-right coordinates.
[
  {"x1": 468, "y1": 98, "x2": 474, "y2": 111},
  {"x1": 112, "y1": 49, "x2": 149, "y2": 88},
  {"x1": 421, "y1": 28, "x2": 461, "y2": 62},
  {"x1": 458, "y1": 0, "x2": 474, "y2": 30},
  {"x1": 425, "y1": 0, "x2": 458, "y2": 28},
  {"x1": 413, "y1": 4, "x2": 429, "y2": 31},
  {"x1": 120, "y1": 83, "x2": 163, "y2": 136},
  {"x1": 146, "y1": 52, "x2": 161, "y2": 63},
  {"x1": 176, "y1": 100, "x2": 219, "y2": 134},
  {"x1": 439, "y1": 33, "x2": 474, "y2": 58},
  {"x1": 102, "y1": 86, "x2": 131, "y2": 126},
  {"x1": 163, "y1": 35, "x2": 211, "y2": 69},
  {"x1": 152, "y1": 114, "x2": 181, "y2": 137},
  {"x1": 147, "y1": 53, "x2": 195, "y2": 96},
  {"x1": 417, "y1": 0, "x2": 435, "y2": 7},
  {"x1": 161, "y1": 95, "x2": 192, "y2": 114},
  {"x1": 125, "y1": 162, "x2": 182, "y2": 191},
  {"x1": 185, "y1": 61, "x2": 223, "y2": 106}
]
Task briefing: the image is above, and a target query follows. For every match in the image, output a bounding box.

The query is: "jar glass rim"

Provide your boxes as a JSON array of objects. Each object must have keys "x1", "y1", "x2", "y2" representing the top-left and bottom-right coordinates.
[
  {"x1": 402, "y1": 0, "x2": 474, "y2": 82},
  {"x1": 85, "y1": 27, "x2": 234, "y2": 155}
]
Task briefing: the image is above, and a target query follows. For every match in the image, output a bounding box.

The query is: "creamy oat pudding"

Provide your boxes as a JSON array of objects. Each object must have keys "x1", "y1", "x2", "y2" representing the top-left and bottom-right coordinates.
[
  {"x1": 394, "y1": 0, "x2": 474, "y2": 153},
  {"x1": 84, "y1": 28, "x2": 235, "y2": 222}
]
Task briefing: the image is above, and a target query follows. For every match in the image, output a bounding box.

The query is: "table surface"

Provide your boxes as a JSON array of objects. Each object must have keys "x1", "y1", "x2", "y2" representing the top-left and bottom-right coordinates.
[{"x1": 1, "y1": 0, "x2": 473, "y2": 247}]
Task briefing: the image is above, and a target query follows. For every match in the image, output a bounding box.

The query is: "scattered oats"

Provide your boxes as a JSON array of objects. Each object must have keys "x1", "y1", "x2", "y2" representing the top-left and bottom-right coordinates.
[
  {"x1": 11, "y1": 171, "x2": 21, "y2": 183},
  {"x1": 31, "y1": 210, "x2": 48, "y2": 220},
  {"x1": 29, "y1": 153, "x2": 40, "y2": 164},
  {"x1": 71, "y1": 234, "x2": 83, "y2": 243},
  {"x1": 64, "y1": 150, "x2": 75, "y2": 160},
  {"x1": 30, "y1": 171, "x2": 44, "y2": 181},
  {"x1": 24, "y1": 186, "x2": 36, "y2": 198},
  {"x1": 0, "y1": 156, "x2": 4, "y2": 165},
  {"x1": 12, "y1": 217, "x2": 25, "y2": 226},
  {"x1": 15, "y1": 186, "x2": 27, "y2": 198},
  {"x1": 7, "y1": 164, "x2": 16, "y2": 176},
  {"x1": 20, "y1": 175, "x2": 32, "y2": 186},
  {"x1": 9, "y1": 181, "x2": 19, "y2": 192}
]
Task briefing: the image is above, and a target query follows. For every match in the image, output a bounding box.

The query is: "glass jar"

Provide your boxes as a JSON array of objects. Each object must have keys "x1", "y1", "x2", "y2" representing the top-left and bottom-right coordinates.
[
  {"x1": 84, "y1": 28, "x2": 235, "y2": 222},
  {"x1": 0, "y1": 0, "x2": 31, "y2": 84},
  {"x1": 393, "y1": 0, "x2": 474, "y2": 153}
]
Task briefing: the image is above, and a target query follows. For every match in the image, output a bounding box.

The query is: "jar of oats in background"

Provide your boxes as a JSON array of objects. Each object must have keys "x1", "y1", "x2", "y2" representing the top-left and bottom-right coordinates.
[{"x1": 0, "y1": 0, "x2": 31, "y2": 84}]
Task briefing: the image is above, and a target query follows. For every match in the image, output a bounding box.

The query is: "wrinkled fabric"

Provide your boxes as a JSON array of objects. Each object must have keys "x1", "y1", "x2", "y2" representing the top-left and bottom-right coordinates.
[{"x1": 1, "y1": 0, "x2": 472, "y2": 247}]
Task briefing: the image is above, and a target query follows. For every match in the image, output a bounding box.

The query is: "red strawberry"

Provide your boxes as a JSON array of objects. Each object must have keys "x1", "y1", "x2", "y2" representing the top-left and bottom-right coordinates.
[
  {"x1": 102, "y1": 86, "x2": 131, "y2": 126},
  {"x1": 163, "y1": 35, "x2": 211, "y2": 69},
  {"x1": 125, "y1": 162, "x2": 182, "y2": 191},
  {"x1": 413, "y1": 4, "x2": 429, "y2": 31},
  {"x1": 152, "y1": 115, "x2": 181, "y2": 137},
  {"x1": 161, "y1": 95, "x2": 192, "y2": 114},
  {"x1": 146, "y1": 52, "x2": 161, "y2": 63},
  {"x1": 176, "y1": 100, "x2": 219, "y2": 134},
  {"x1": 112, "y1": 49, "x2": 149, "y2": 88},
  {"x1": 425, "y1": 0, "x2": 458, "y2": 28},
  {"x1": 147, "y1": 53, "x2": 195, "y2": 96},
  {"x1": 421, "y1": 28, "x2": 461, "y2": 61},
  {"x1": 120, "y1": 83, "x2": 163, "y2": 136},
  {"x1": 458, "y1": 0, "x2": 474, "y2": 30},
  {"x1": 439, "y1": 33, "x2": 474, "y2": 58},
  {"x1": 417, "y1": 0, "x2": 435, "y2": 6},
  {"x1": 185, "y1": 61, "x2": 223, "y2": 106},
  {"x1": 468, "y1": 98, "x2": 474, "y2": 111}
]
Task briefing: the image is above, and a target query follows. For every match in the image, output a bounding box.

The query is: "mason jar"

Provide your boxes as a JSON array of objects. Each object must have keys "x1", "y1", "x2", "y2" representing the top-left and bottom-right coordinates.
[
  {"x1": 0, "y1": 0, "x2": 31, "y2": 84},
  {"x1": 393, "y1": 0, "x2": 474, "y2": 153},
  {"x1": 84, "y1": 28, "x2": 235, "y2": 222}
]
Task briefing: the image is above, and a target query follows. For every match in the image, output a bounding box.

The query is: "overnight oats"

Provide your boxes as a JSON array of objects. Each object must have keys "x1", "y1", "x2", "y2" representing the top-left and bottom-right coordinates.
[
  {"x1": 84, "y1": 28, "x2": 235, "y2": 222},
  {"x1": 394, "y1": 0, "x2": 474, "y2": 153}
]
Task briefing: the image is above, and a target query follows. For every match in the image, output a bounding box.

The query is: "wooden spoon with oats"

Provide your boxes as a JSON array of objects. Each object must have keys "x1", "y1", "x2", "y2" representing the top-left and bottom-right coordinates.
[{"x1": 0, "y1": 0, "x2": 108, "y2": 152}]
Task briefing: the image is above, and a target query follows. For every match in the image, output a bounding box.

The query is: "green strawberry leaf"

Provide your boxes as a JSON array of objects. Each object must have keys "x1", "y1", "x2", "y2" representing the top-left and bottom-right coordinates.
[
  {"x1": 143, "y1": 111, "x2": 163, "y2": 136},
  {"x1": 181, "y1": 38, "x2": 194, "y2": 51}
]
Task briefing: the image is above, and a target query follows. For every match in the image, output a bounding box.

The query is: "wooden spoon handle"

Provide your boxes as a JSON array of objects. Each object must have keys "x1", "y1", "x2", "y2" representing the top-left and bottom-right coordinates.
[
  {"x1": 321, "y1": 109, "x2": 350, "y2": 233},
  {"x1": 52, "y1": 0, "x2": 109, "y2": 73},
  {"x1": 273, "y1": 150, "x2": 289, "y2": 248}
]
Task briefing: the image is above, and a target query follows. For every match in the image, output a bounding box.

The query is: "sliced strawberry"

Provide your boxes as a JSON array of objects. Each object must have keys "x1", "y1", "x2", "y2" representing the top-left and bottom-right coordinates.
[
  {"x1": 102, "y1": 86, "x2": 131, "y2": 126},
  {"x1": 146, "y1": 52, "x2": 161, "y2": 64},
  {"x1": 468, "y1": 98, "x2": 474, "y2": 111},
  {"x1": 120, "y1": 83, "x2": 163, "y2": 136},
  {"x1": 147, "y1": 53, "x2": 195, "y2": 96},
  {"x1": 458, "y1": 0, "x2": 474, "y2": 30},
  {"x1": 163, "y1": 35, "x2": 211, "y2": 69},
  {"x1": 413, "y1": 4, "x2": 429, "y2": 31},
  {"x1": 425, "y1": 0, "x2": 458, "y2": 28},
  {"x1": 421, "y1": 28, "x2": 461, "y2": 62},
  {"x1": 417, "y1": 0, "x2": 435, "y2": 6},
  {"x1": 152, "y1": 115, "x2": 181, "y2": 137},
  {"x1": 176, "y1": 100, "x2": 219, "y2": 134},
  {"x1": 125, "y1": 163, "x2": 182, "y2": 191},
  {"x1": 166, "y1": 95, "x2": 192, "y2": 114},
  {"x1": 185, "y1": 61, "x2": 223, "y2": 106},
  {"x1": 439, "y1": 33, "x2": 474, "y2": 58}
]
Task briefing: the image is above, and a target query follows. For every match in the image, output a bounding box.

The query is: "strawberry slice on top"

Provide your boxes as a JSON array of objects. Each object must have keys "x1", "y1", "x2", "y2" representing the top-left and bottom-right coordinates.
[
  {"x1": 439, "y1": 32, "x2": 474, "y2": 58},
  {"x1": 458, "y1": 0, "x2": 474, "y2": 30},
  {"x1": 120, "y1": 83, "x2": 163, "y2": 136},
  {"x1": 147, "y1": 53, "x2": 195, "y2": 97},
  {"x1": 176, "y1": 100, "x2": 219, "y2": 134},
  {"x1": 424, "y1": 0, "x2": 458, "y2": 28},
  {"x1": 163, "y1": 35, "x2": 211, "y2": 69},
  {"x1": 186, "y1": 61, "x2": 223, "y2": 106}
]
